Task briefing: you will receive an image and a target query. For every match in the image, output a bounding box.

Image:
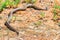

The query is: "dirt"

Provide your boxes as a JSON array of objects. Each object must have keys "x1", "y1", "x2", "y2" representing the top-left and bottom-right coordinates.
[{"x1": 0, "y1": 0, "x2": 60, "y2": 40}]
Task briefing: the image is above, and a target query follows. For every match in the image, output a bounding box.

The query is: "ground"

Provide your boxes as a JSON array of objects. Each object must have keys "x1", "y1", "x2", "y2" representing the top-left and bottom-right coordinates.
[{"x1": 0, "y1": 0, "x2": 60, "y2": 40}]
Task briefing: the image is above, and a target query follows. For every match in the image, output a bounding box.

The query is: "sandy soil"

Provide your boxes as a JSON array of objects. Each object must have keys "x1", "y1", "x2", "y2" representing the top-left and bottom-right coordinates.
[{"x1": 0, "y1": 0, "x2": 60, "y2": 40}]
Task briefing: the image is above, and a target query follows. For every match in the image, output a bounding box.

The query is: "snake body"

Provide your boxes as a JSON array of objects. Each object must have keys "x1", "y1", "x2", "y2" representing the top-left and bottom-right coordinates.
[{"x1": 5, "y1": 4, "x2": 47, "y2": 35}]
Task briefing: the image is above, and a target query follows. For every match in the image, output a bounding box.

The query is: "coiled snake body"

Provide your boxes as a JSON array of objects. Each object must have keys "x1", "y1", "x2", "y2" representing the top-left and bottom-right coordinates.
[{"x1": 5, "y1": 4, "x2": 47, "y2": 35}]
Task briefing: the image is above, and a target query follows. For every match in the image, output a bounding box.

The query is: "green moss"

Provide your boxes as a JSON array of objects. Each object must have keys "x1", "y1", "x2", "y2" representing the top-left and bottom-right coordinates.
[
  {"x1": 14, "y1": 0, "x2": 20, "y2": 5},
  {"x1": 35, "y1": 21, "x2": 42, "y2": 26},
  {"x1": 58, "y1": 22, "x2": 60, "y2": 26},
  {"x1": 0, "y1": 0, "x2": 20, "y2": 11},
  {"x1": 53, "y1": 9, "x2": 57, "y2": 16},
  {"x1": 12, "y1": 16, "x2": 16, "y2": 20},
  {"x1": 0, "y1": 0, "x2": 6, "y2": 11},
  {"x1": 40, "y1": 12, "x2": 45, "y2": 18},
  {"x1": 0, "y1": 16, "x2": 2, "y2": 19},
  {"x1": 54, "y1": 4, "x2": 60, "y2": 10},
  {"x1": 53, "y1": 15, "x2": 58, "y2": 20},
  {"x1": 25, "y1": 0, "x2": 36, "y2": 3},
  {"x1": 31, "y1": 0, "x2": 36, "y2": 3},
  {"x1": 53, "y1": 9, "x2": 58, "y2": 20}
]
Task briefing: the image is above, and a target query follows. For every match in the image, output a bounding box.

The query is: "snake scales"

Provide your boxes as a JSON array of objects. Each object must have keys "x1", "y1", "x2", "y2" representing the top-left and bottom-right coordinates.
[{"x1": 5, "y1": 4, "x2": 47, "y2": 35}]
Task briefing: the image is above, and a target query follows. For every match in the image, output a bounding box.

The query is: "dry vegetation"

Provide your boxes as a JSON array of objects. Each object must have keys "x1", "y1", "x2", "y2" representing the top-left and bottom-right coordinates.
[{"x1": 0, "y1": 0, "x2": 60, "y2": 40}]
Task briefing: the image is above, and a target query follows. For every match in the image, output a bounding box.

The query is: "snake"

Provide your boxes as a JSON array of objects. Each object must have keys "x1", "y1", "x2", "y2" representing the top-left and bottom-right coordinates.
[{"x1": 4, "y1": 4, "x2": 48, "y2": 35}]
